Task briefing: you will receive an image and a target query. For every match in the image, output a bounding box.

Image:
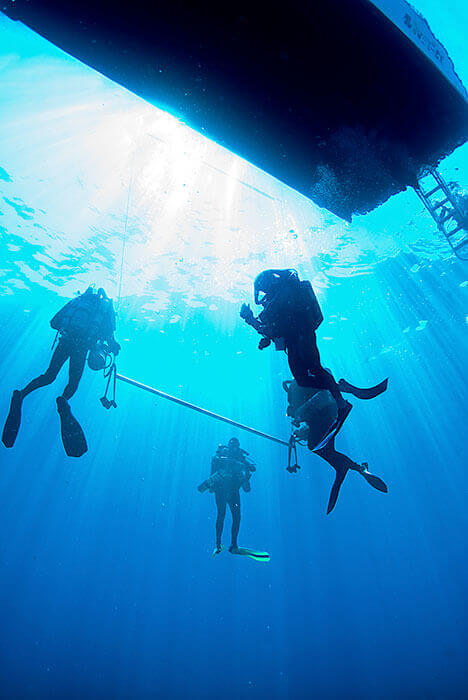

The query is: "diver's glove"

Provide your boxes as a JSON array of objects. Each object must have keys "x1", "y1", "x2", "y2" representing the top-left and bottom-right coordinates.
[
  {"x1": 293, "y1": 425, "x2": 309, "y2": 440},
  {"x1": 240, "y1": 303, "x2": 255, "y2": 324},
  {"x1": 258, "y1": 337, "x2": 271, "y2": 350},
  {"x1": 108, "y1": 339, "x2": 121, "y2": 356}
]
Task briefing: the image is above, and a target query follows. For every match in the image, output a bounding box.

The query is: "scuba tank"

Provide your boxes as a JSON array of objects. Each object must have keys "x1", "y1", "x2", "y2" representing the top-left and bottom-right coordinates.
[
  {"x1": 295, "y1": 390, "x2": 338, "y2": 449},
  {"x1": 257, "y1": 272, "x2": 323, "y2": 340},
  {"x1": 284, "y1": 380, "x2": 320, "y2": 417},
  {"x1": 50, "y1": 286, "x2": 115, "y2": 345},
  {"x1": 298, "y1": 281, "x2": 323, "y2": 331},
  {"x1": 197, "y1": 470, "x2": 227, "y2": 493},
  {"x1": 198, "y1": 452, "x2": 256, "y2": 493},
  {"x1": 284, "y1": 380, "x2": 338, "y2": 451},
  {"x1": 197, "y1": 468, "x2": 253, "y2": 493}
]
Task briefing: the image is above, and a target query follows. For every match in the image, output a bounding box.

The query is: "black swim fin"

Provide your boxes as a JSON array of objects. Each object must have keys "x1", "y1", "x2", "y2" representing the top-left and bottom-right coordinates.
[
  {"x1": 229, "y1": 546, "x2": 270, "y2": 562},
  {"x1": 359, "y1": 466, "x2": 388, "y2": 493},
  {"x1": 326, "y1": 468, "x2": 348, "y2": 514},
  {"x1": 338, "y1": 377, "x2": 388, "y2": 400},
  {"x1": 56, "y1": 397, "x2": 88, "y2": 458},
  {"x1": 2, "y1": 390, "x2": 23, "y2": 448}
]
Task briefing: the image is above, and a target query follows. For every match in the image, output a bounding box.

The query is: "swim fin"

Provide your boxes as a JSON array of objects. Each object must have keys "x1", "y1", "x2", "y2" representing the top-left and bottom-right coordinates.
[
  {"x1": 338, "y1": 377, "x2": 388, "y2": 400},
  {"x1": 229, "y1": 546, "x2": 270, "y2": 562},
  {"x1": 2, "y1": 390, "x2": 23, "y2": 448},
  {"x1": 212, "y1": 545, "x2": 225, "y2": 558},
  {"x1": 359, "y1": 464, "x2": 388, "y2": 493},
  {"x1": 326, "y1": 467, "x2": 348, "y2": 514},
  {"x1": 56, "y1": 397, "x2": 88, "y2": 458}
]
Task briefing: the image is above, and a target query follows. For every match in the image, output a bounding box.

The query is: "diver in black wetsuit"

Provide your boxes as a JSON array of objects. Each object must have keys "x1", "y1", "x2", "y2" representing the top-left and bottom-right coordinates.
[
  {"x1": 198, "y1": 438, "x2": 269, "y2": 561},
  {"x1": 199, "y1": 438, "x2": 253, "y2": 554},
  {"x1": 2, "y1": 285, "x2": 120, "y2": 457},
  {"x1": 240, "y1": 269, "x2": 387, "y2": 428}
]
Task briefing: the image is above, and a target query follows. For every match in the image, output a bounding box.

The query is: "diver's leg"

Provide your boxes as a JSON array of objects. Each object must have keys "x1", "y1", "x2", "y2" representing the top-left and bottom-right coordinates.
[
  {"x1": 293, "y1": 329, "x2": 388, "y2": 403},
  {"x1": 288, "y1": 338, "x2": 348, "y2": 412},
  {"x1": 61, "y1": 345, "x2": 87, "y2": 401},
  {"x1": 315, "y1": 439, "x2": 360, "y2": 472},
  {"x1": 316, "y1": 440, "x2": 387, "y2": 509},
  {"x1": 3, "y1": 341, "x2": 70, "y2": 448},
  {"x1": 302, "y1": 336, "x2": 347, "y2": 407},
  {"x1": 314, "y1": 439, "x2": 352, "y2": 514},
  {"x1": 315, "y1": 368, "x2": 347, "y2": 407},
  {"x1": 287, "y1": 342, "x2": 313, "y2": 386},
  {"x1": 215, "y1": 491, "x2": 227, "y2": 550},
  {"x1": 20, "y1": 341, "x2": 69, "y2": 397},
  {"x1": 228, "y1": 491, "x2": 241, "y2": 550},
  {"x1": 56, "y1": 347, "x2": 88, "y2": 458}
]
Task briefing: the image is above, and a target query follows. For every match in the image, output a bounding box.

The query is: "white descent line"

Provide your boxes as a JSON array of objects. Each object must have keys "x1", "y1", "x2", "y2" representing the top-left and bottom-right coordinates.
[
  {"x1": 116, "y1": 176, "x2": 133, "y2": 310},
  {"x1": 116, "y1": 373, "x2": 289, "y2": 447}
]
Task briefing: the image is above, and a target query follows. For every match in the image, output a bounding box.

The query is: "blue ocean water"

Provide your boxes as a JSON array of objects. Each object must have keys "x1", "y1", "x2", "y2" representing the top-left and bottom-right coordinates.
[{"x1": 0, "y1": 6, "x2": 467, "y2": 699}]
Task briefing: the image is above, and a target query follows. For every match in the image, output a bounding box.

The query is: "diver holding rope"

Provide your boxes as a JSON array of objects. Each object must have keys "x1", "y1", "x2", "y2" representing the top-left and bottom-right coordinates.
[{"x1": 2, "y1": 285, "x2": 120, "y2": 457}]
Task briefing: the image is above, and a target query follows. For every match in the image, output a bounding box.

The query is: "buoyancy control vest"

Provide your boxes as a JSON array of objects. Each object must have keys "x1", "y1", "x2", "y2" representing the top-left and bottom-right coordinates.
[
  {"x1": 51, "y1": 292, "x2": 115, "y2": 346},
  {"x1": 201, "y1": 456, "x2": 252, "y2": 493},
  {"x1": 201, "y1": 446, "x2": 256, "y2": 492},
  {"x1": 259, "y1": 280, "x2": 323, "y2": 341}
]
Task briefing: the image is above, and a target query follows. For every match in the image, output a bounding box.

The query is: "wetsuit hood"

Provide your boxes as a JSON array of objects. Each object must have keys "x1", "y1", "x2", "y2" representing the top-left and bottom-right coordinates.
[{"x1": 254, "y1": 269, "x2": 299, "y2": 305}]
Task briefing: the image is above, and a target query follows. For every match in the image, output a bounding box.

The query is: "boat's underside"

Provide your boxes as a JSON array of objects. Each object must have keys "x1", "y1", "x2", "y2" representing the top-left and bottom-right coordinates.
[{"x1": 3, "y1": 0, "x2": 468, "y2": 219}]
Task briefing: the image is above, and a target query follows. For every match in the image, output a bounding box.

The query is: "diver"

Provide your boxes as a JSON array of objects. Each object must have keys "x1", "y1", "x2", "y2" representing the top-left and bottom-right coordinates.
[
  {"x1": 284, "y1": 379, "x2": 388, "y2": 513},
  {"x1": 240, "y1": 268, "x2": 387, "y2": 432},
  {"x1": 2, "y1": 285, "x2": 120, "y2": 458},
  {"x1": 198, "y1": 437, "x2": 269, "y2": 562}
]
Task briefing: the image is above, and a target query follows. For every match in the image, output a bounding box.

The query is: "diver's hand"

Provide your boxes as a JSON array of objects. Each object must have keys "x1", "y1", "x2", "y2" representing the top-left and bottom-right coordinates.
[
  {"x1": 258, "y1": 337, "x2": 271, "y2": 350},
  {"x1": 240, "y1": 303, "x2": 254, "y2": 323},
  {"x1": 109, "y1": 340, "x2": 121, "y2": 356}
]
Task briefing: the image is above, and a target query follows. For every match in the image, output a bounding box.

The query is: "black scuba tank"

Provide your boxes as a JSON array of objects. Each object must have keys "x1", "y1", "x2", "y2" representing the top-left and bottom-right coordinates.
[
  {"x1": 298, "y1": 281, "x2": 323, "y2": 331},
  {"x1": 51, "y1": 292, "x2": 113, "y2": 345},
  {"x1": 258, "y1": 279, "x2": 323, "y2": 339},
  {"x1": 284, "y1": 380, "x2": 320, "y2": 416}
]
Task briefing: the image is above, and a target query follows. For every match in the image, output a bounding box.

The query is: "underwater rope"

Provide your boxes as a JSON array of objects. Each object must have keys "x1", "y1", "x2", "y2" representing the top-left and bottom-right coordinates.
[
  {"x1": 116, "y1": 373, "x2": 290, "y2": 447},
  {"x1": 116, "y1": 176, "x2": 133, "y2": 311}
]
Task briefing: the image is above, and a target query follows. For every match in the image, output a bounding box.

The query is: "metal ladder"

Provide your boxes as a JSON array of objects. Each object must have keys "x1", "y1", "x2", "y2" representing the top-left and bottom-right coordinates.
[{"x1": 414, "y1": 168, "x2": 468, "y2": 260}]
